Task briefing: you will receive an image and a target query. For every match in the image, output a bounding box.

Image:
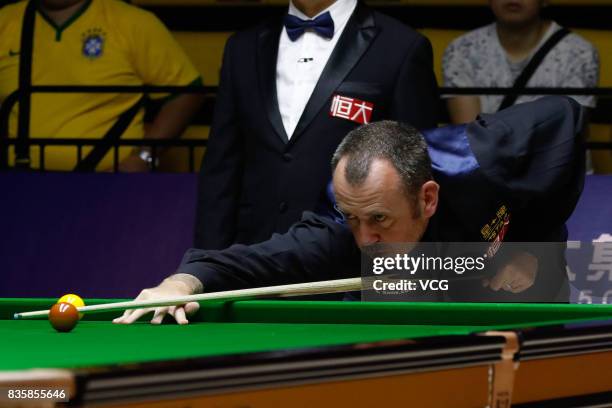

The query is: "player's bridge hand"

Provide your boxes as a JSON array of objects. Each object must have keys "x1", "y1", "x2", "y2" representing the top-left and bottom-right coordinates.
[
  {"x1": 113, "y1": 274, "x2": 203, "y2": 325},
  {"x1": 482, "y1": 251, "x2": 538, "y2": 294}
]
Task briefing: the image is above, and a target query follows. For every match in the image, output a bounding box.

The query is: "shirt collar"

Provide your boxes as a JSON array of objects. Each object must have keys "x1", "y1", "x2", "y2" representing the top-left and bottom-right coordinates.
[{"x1": 288, "y1": 0, "x2": 357, "y2": 36}]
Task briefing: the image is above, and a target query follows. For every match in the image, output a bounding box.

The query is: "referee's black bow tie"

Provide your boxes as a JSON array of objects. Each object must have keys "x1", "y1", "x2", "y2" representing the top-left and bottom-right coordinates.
[{"x1": 283, "y1": 12, "x2": 335, "y2": 41}]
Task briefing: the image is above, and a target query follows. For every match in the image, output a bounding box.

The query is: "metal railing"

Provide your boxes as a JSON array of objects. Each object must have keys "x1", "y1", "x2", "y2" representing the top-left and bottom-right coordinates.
[
  {"x1": 2, "y1": 138, "x2": 209, "y2": 173},
  {"x1": 0, "y1": 85, "x2": 213, "y2": 171}
]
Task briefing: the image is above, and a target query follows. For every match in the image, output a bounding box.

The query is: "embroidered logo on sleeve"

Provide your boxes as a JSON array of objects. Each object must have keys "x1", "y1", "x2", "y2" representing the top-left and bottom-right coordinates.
[
  {"x1": 481, "y1": 205, "x2": 511, "y2": 258},
  {"x1": 330, "y1": 95, "x2": 374, "y2": 125}
]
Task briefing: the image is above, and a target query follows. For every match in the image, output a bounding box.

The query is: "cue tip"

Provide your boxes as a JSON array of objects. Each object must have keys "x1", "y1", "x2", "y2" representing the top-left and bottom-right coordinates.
[{"x1": 13, "y1": 313, "x2": 20, "y2": 320}]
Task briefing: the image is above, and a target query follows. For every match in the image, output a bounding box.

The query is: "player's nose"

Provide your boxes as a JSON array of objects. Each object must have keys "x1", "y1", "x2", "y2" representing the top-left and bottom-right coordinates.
[{"x1": 355, "y1": 225, "x2": 381, "y2": 247}]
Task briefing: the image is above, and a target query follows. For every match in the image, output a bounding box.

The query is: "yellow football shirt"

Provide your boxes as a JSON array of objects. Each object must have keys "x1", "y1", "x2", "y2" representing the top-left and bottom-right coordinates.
[{"x1": 0, "y1": 0, "x2": 201, "y2": 170}]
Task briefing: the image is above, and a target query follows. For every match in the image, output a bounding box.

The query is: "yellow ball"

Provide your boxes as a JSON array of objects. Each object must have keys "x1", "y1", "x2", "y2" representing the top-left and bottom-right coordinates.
[{"x1": 57, "y1": 294, "x2": 85, "y2": 319}]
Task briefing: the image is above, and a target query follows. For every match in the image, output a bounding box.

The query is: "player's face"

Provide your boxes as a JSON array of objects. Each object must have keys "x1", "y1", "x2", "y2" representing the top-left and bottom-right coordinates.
[
  {"x1": 333, "y1": 158, "x2": 439, "y2": 248},
  {"x1": 490, "y1": 0, "x2": 544, "y2": 26}
]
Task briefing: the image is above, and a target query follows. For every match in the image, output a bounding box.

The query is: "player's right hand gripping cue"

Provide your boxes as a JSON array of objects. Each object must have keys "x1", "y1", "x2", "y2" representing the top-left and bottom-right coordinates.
[{"x1": 113, "y1": 274, "x2": 203, "y2": 325}]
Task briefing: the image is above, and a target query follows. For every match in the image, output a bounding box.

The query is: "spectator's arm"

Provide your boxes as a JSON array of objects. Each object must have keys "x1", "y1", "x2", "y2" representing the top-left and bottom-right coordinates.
[
  {"x1": 118, "y1": 12, "x2": 204, "y2": 172},
  {"x1": 117, "y1": 90, "x2": 204, "y2": 172},
  {"x1": 128, "y1": 13, "x2": 204, "y2": 140},
  {"x1": 145, "y1": 90, "x2": 204, "y2": 141},
  {"x1": 447, "y1": 96, "x2": 481, "y2": 124}
]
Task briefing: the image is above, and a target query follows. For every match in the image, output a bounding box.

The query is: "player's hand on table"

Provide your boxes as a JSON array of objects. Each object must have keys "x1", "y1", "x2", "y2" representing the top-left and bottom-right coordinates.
[
  {"x1": 483, "y1": 251, "x2": 538, "y2": 293},
  {"x1": 113, "y1": 274, "x2": 203, "y2": 325}
]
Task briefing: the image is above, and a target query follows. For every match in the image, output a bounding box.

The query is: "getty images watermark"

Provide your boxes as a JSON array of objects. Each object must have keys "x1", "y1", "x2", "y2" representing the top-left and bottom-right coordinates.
[{"x1": 360, "y1": 241, "x2": 612, "y2": 303}]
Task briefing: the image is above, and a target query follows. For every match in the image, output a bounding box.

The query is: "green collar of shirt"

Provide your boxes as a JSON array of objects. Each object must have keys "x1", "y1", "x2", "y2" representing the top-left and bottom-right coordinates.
[{"x1": 37, "y1": 0, "x2": 93, "y2": 42}]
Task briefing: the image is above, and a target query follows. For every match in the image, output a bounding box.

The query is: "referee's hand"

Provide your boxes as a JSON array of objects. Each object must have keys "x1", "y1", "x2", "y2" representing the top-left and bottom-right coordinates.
[{"x1": 113, "y1": 274, "x2": 202, "y2": 325}]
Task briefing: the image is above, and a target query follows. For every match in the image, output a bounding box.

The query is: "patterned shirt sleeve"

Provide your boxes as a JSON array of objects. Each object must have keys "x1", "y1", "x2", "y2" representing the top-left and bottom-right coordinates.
[{"x1": 561, "y1": 38, "x2": 600, "y2": 108}]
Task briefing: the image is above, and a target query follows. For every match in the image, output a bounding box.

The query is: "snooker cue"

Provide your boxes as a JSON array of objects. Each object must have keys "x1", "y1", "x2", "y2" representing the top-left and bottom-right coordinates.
[
  {"x1": 14, "y1": 277, "x2": 363, "y2": 320},
  {"x1": 13, "y1": 273, "x2": 489, "y2": 320}
]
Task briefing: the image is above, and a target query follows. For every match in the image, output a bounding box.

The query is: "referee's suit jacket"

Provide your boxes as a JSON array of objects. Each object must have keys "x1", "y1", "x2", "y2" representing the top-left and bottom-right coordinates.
[
  {"x1": 194, "y1": 3, "x2": 439, "y2": 249},
  {"x1": 181, "y1": 97, "x2": 585, "y2": 302}
]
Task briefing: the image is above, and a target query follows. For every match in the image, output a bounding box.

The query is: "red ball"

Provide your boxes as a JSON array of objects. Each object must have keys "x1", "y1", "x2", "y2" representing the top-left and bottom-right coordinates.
[{"x1": 49, "y1": 302, "x2": 79, "y2": 332}]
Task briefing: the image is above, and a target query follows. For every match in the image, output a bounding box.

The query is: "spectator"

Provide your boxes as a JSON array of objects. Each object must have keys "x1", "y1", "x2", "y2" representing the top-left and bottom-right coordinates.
[
  {"x1": 195, "y1": 0, "x2": 438, "y2": 250},
  {"x1": 0, "y1": 0, "x2": 203, "y2": 171},
  {"x1": 443, "y1": 0, "x2": 599, "y2": 124}
]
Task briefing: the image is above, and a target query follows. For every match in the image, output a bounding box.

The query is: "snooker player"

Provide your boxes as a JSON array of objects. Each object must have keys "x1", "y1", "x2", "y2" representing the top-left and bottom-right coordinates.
[{"x1": 114, "y1": 96, "x2": 585, "y2": 325}]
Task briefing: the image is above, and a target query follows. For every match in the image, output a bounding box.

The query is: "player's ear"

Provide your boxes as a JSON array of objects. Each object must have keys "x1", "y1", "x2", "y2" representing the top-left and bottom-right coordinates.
[{"x1": 419, "y1": 180, "x2": 439, "y2": 219}]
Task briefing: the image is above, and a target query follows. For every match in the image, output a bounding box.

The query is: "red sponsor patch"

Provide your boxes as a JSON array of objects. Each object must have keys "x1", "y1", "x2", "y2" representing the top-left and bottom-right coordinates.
[{"x1": 330, "y1": 94, "x2": 374, "y2": 124}]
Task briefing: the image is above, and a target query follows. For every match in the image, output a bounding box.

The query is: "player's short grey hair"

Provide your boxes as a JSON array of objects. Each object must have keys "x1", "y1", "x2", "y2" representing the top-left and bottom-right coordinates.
[{"x1": 331, "y1": 121, "x2": 432, "y2": 200}]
